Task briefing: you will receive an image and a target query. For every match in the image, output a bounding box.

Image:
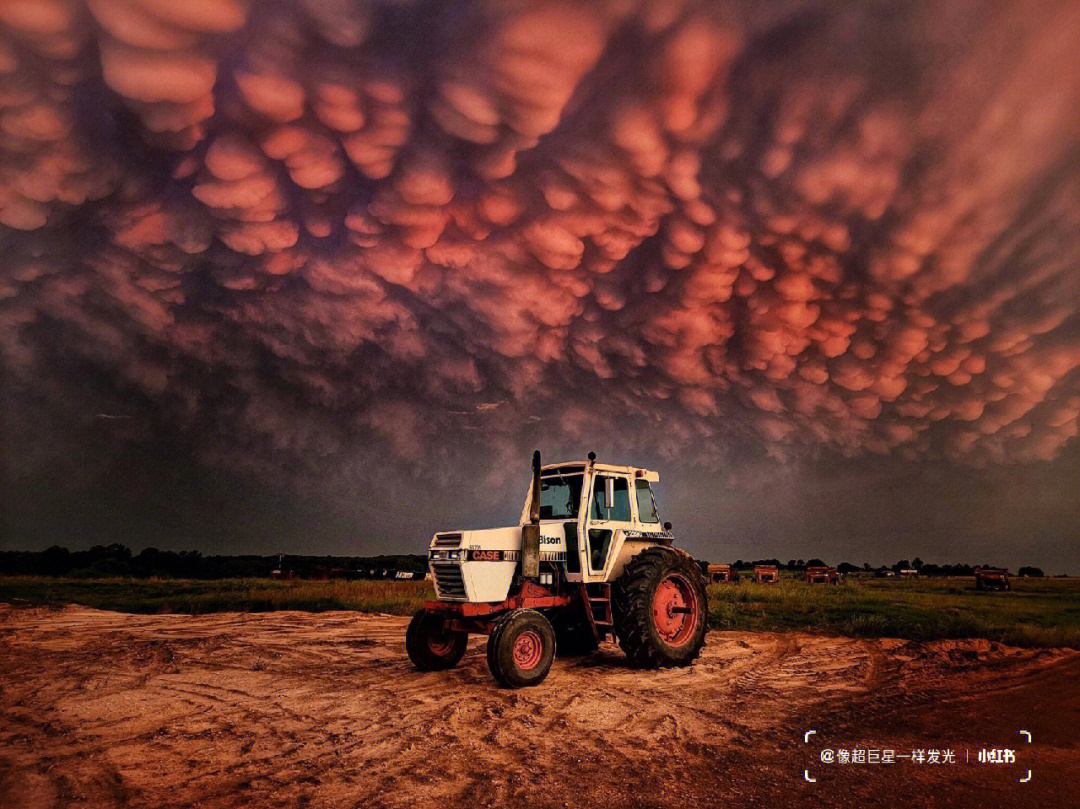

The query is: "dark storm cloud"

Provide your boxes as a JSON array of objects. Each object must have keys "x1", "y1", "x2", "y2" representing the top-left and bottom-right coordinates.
[{"x1": 2, "y1": 0, "x2": 1080, "y2": 502}]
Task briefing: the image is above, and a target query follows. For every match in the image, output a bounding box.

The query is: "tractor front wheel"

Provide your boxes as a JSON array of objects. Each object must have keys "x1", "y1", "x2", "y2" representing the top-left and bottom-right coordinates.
[
  {"x1": 612, "y1": 547, "x2": 708, "y2": 668},
  {"x1": 486, "y1": 609, "x2": 556, "y2": 688},
  {"x1": 406, "y1": 609, "x2": 468, "y2": 671}
]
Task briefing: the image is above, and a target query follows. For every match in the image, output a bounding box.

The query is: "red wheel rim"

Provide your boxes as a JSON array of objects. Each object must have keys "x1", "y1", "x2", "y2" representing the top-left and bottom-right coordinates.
[
  {"x1": 652, "y1": 572, "x2": 700, "y2": 647},
  {"x1": 512, "y1": 629, "x2": 544, "y2": 670},
  {"x1": 426, "y1": 620, "x2": 454, "y2": 657}
]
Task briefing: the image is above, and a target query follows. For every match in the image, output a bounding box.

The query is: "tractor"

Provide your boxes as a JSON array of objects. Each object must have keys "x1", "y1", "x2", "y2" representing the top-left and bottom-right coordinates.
[{"x1": 406, "y1": 451, "x2": 708, "y2": 687}]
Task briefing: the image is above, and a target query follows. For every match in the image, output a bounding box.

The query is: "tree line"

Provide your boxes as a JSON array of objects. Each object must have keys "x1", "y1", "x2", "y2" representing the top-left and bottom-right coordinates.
[
  {"x1": 0, "y1": 544, "x2": 429, "y2": 579},
  {"x1": 0, "y1": 545, "x2": 1048, "y2": 579},
  {"x1": 724, "y1": 558, "x2": 1045, "y2": 577}
]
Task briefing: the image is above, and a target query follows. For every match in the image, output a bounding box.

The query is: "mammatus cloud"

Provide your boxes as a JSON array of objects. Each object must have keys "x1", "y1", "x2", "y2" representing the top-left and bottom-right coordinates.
[{"x1": 2, "y1": 0, "x2": 1079, "y2": 495}]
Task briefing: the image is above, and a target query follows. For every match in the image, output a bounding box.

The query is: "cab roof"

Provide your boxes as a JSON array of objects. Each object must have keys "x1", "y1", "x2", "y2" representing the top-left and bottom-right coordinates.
[{"x1": 541, "y1": 460, "x2": 659, "y2": 482}]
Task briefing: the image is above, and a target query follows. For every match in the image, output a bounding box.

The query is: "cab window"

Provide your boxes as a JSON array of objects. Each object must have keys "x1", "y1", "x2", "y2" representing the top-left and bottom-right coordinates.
[
  {"x1": 539, "y1": 474, "x2": 583, "y2": 519},
  {"x1": 588, "y1": 529, "x2": 612, "y2": 571},
  {"x1": 590, "y1": 476, "x2": 631, "y2": 522},
  {"x1": 635, "y1": 479, "x2": 659, "y2": 523}
]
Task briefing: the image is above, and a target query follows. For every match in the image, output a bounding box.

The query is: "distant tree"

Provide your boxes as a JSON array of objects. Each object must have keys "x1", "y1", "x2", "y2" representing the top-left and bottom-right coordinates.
[
  {"x1": 1018, "y1": 566, "x2": 1044, "y2": 577},
  {"x1": 40, "y1": 545, "x2": 71, "y2": 575},
  {"x1": 892, "y1": 559, "x2": 910, "y2": 572},
  {"x1": 838, "y1": 562, "x2": 859, "y2": 575},
  {"x1": 82, "y1": 557, "x2": 131, "y2": 577},
  {"x1": 807, "y1": 558, "x2": 825, "y2": 568}
]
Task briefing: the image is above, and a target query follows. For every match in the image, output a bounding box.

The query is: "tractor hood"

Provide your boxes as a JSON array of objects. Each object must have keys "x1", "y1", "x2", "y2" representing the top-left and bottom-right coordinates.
[
  {"x1": 429, "y1": 523, "x2": 569, "y2": 554},
  {"x1": 427, "y1": 524, "x2": 570, "y2": 602},
  {"x1": 465, "y1": 523, "x2": 568, "y2": 549}
]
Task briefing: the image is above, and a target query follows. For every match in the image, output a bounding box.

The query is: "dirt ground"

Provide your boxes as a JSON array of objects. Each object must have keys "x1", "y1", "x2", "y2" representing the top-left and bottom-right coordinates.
[{"x1": 1, "y1": 606, "x2": 1077, "y2": 809}]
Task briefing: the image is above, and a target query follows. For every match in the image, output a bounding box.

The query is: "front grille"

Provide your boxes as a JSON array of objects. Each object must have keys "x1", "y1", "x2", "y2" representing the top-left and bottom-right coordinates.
[
  {"x1": 431, "y1": 563, "x2": 467, "y2": 600},
  {"x1": 433, "y1": 532, "x2": 462, "y2": 548}
]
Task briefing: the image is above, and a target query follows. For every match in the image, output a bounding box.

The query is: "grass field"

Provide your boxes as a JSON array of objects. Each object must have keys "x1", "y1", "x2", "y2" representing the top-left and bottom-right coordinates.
[
  {"x1": 2, "y1": 574, "x2": 1078, "y2": 649},
  {"x1": 0, "y1": 576, "x2": 432, "y2": 616},
  {"x1": 707, "y1": 575, "x2": 1080, "y2": 649}
]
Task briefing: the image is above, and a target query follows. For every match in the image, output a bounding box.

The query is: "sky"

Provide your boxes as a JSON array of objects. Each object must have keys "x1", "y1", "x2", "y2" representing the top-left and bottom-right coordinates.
[{"x1": 1, "y1": 1, "x2": 1079, "y2": 573}]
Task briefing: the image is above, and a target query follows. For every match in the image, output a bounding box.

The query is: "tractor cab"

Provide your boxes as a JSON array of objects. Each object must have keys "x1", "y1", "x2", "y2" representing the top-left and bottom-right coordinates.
[{"x1": 520, "y1": 457, "x2": 673, "y2": 584}]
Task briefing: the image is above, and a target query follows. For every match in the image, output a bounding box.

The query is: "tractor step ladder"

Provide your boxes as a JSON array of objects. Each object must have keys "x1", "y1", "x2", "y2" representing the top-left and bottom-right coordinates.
[{"x1": 585, "y1": 583, "x2": 613, "y2": 630}]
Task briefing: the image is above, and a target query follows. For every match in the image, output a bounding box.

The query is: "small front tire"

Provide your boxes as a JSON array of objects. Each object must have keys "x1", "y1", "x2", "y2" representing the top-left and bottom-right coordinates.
[
  {"x1": 406, "y1": 609, "x2": 468, "y2": 671},
  {"x1": 486, "y1": 609, "x2": 556, "y2": 688}
]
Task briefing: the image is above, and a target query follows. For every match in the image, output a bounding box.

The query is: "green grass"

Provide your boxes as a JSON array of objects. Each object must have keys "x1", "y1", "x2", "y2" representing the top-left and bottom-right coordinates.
[
  {"x1": 707, "y1": 575, "x2": 1080, "y2": 649},
  {"x1": 2, "y1": 574, "x2": 1078, "y2": 649}
]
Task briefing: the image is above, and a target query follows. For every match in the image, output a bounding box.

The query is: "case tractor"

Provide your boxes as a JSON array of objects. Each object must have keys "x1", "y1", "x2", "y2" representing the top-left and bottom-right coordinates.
[{"x1": 406, "y1": 451, "x2": 708, "y2": 688}]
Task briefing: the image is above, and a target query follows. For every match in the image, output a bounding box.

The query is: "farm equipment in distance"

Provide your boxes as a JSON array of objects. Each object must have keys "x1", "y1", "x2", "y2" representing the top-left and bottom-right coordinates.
[
  {"x1": 707, "y1": 564, "x2": 738, "y2": 584},
  {"x1": 806, "y1": 565, "x2": 840, "y2": 585},
  {"x1": 754, "y1": 565, "x2": 779, "y2": 584},
  {"x1": 406, "y1": 451, "x2": 708, "y2": 688},
  {"x1": 974, "y1": 567, "x2": 1011, "y2": 591}
]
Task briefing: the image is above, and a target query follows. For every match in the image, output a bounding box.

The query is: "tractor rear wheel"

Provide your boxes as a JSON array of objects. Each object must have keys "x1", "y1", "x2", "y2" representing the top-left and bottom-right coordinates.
[
  {"x1": 486, "y1": 609, "x2": 556, "y2": 688},
  {"x1": 612, "y1": 547, "x2": 708, "y2": 668},
  {"x1": 406, "y1": 609, "x2": 468, "y2": 671}
]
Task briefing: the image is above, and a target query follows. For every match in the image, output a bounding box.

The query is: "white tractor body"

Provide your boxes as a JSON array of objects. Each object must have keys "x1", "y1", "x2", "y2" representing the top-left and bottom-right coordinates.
[
  {"x1": 426, "y1": 459, "x2": 672, "y2": 602},
  {"x1": 428, "y1": 526, "x2": 569, "y2": 602}
]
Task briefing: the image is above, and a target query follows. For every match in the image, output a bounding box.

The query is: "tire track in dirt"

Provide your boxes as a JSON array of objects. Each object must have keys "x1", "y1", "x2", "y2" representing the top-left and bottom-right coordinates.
[{"x1": 1, "y1": 606, "x2": 1077, "y2": 809}]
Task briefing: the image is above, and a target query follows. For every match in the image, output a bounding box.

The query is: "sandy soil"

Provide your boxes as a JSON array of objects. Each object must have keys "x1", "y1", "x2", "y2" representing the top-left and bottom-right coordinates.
[{"x1": 1, "y1": 606, "x2": 1077, "y2": 809}]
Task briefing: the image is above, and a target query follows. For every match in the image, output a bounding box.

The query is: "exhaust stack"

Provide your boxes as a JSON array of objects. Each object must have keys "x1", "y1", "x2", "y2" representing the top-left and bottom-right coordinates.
[{"x1": 521, "y1": 449, "x2": 541, "y2": 579}]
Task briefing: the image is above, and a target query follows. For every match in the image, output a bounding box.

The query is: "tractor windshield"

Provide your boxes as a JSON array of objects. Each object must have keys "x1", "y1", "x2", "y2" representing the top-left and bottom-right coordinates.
[{"x1": 539, "y1": 474, "x2": 583, "y2": 519}]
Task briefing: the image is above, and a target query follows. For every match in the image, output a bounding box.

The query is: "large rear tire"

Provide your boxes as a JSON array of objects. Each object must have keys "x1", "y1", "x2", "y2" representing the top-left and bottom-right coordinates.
[
  {"x1": 612, "y1": 547, "x2": 708, "y2": 668},
  {"x1": 406, "y1": 609, "x2": 468, "y2": 671},
  {"x1": 486, "y1": 609, "x2": 556, "y2": 688}
]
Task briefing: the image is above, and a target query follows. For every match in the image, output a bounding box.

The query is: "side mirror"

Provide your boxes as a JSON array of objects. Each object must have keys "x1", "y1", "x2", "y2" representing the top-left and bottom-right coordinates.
[
  {"x1": 604, "y1": 477, "x2": 615, "y2": 511},
  {"x1": 663, "y1": 521, "x2": 672, "y2": 531}
]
